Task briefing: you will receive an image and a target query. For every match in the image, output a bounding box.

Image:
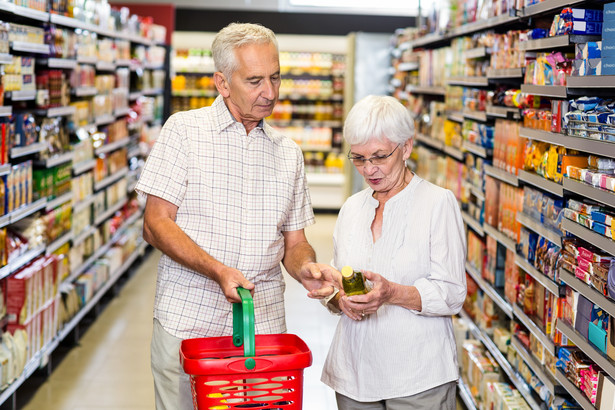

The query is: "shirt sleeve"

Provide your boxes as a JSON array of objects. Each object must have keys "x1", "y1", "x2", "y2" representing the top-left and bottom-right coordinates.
[
  {"x1": 281, "y1": 145, "x2": 315, "y2": 232},
  {"x1": 134, "y1": 113, "x2": 189, "y2": 207},
  {"x1": 413, "y1": 189, "x2": 467, "y2": 316}
]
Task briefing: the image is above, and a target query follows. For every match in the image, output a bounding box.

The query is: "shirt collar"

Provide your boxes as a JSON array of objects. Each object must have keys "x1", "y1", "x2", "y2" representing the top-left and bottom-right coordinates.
[{"x1": 212, "y1": 95, "x2": 271, "y2": 140}]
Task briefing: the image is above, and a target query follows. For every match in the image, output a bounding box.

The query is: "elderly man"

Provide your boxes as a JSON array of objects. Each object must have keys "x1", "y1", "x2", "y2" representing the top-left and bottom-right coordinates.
[{"x1": 135, "y1": 22, "x2": 338, "y2": 409}]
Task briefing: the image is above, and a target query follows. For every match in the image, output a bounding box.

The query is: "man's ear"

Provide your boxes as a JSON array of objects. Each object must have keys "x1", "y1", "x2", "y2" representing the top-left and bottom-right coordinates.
[{"x1": 214, "y1": 72, "x2": 230, "y2": 97}]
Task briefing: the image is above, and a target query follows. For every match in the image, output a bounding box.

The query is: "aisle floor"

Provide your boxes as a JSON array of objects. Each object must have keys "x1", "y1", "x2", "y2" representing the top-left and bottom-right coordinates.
[{"x1": 20, "y1": 214, "x2": 340, "y2": 410}]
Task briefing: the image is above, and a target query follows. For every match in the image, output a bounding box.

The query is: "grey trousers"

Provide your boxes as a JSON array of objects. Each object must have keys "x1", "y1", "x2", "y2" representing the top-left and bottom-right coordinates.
[
  {"x1": 335, "y1": 380, "x2": 457, "y2": 410},
  {"x1": 151, "y1": 318, "x2": 194, "y2": 410}
]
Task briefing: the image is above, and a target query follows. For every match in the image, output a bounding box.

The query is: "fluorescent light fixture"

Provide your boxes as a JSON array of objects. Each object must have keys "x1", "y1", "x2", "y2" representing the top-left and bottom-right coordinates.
[{"x1": 285, "y1": 0, "x2": 418, "y2": 16}]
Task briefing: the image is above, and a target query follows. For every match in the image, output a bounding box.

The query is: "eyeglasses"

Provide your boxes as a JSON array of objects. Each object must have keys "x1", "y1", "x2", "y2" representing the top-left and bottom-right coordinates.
[{"x1": 347, "y1": 144, "x2": 401, "y2": 166}]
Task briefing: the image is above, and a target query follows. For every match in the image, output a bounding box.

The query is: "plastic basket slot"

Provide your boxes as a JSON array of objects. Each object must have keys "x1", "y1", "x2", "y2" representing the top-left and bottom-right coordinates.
[
  {"x1": 231, "y1": 378, "x2": 269, "y2": 385},
  {"x1": 270, "y1": 376, "x2": 294, "y2": 382},
  {"x1": 271, "y1": 389, "x2": 293, "y2": 394},
  {"x1": 253, "y1": 395, "x2": 284, "y2": 402},
  {"x1": 253, "y1": 383, "x2": 283, "y2": 389},
  {"x1": 204, "y1": 380, "x2": 231, "y2": 386},
  {"x1": 230, "y1": 390, "x2": 269, "y2": 398}
]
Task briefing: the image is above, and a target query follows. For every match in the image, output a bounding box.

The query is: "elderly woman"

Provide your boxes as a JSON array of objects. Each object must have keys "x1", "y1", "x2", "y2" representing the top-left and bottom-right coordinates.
[{"x1": 321, "y1": 95, "x2": 467, "y2": 409}]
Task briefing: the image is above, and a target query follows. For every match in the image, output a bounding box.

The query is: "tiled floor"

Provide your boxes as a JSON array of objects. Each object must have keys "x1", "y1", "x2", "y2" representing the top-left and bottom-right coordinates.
[{"x1": 17, "y1": 213, "x2": 340, "y2": 410}]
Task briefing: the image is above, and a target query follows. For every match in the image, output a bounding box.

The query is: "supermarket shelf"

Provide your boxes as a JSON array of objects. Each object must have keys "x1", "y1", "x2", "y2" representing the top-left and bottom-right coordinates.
[
  {"x1": 46, "y1": 192, "x2": 73, "y2": 211},
  {"x1": 523, "y1": 0, "x2": 585, "y2": 17},
  {"x1": 46, "y1": 105, "x2": 76, "y2": 117},
  {"x1": 515, "y1": 256, "x2": 561, "y2": 296},
  {"x1": 517, "y1": 170, "x2": 563, "y2": 197},
  {"x1": 397, "y1": 62, "x2": 419, "y2": 71},
  {"x1": 269, "y1": 120, "x2": 343, "y2": 129},
  {"x1": 94, "y1": 199, "x2": 127, "y2": 226},
  {"x1": 45, "y1": 58, "x2": 77, "y2": 69},
  {"x1": 76, "y1": 55, "x2": 98, "y2": 65},
  {"x1": 115, "y1": 59, "x2": 132, "y2": 66},
  {"x1": 559, "y1": 268, "x2": 615, "y2": 318},
  {"x1": 519, "y1": 127, "x2": 615, "y2": 158},
  {"x1": 36, "y1": 150, "x2": 74, "y2": 168},
  {"x1": 11, "y1": 4, "x2": 49, "y2": 21},
  {"x1": 457, "y1": 378, "x2": 477, "y2": 410},
  {"x1": 513, "y1": 304, "x2": 557, "y2": 355},
  {"x1": 443, "y1": 145, "x2": 465, "y2": 161},
  {"x1": 297, "y1": 144, "x2": 332, "y2": 152},
  {"x1": 562, "y1": 218, "x2": 615, "y2": 257},
  {"x1": 516, "y1": 212, "x2": 562, "y2": 246},
  {"x1": 0, "y1": 52, "x2": 12, "y2": 64},
  {"x1": 11, "y1": 142, "x2": 46, "y2": 158},
  {"x1": 94, "y1": 137, "x2": 131, "y2": 155},
  {"x1": 96, "y1": 61, "x2": 116, "y2": 71},
  {"x1": 563, "y1": 178, "x2": 615, "y2": 208},
  {"x1": 0, "y1": 164, "x2": 10, "y2": 176},
  {"x1": 520, "y1": 84, "x2": 567, "y2": 99},
  {"x1": 95, "y1": 114, "x2": 116, "y2": 126},
  {"x1": 484, "y1": 164, "x2": 518, "y2": 187},
  {"x1": 0, "y1": 106, "x2": 11, "y2": 117},
  {"x1": 554, "y1": 370, "x2": 594, "y2": 410},
  {"x1": 567, "y1": 75, "x2": 615, "y2": 88},
  {"x1": 72, "y1": 158, "x2": 96, "y2": 175},
  {"x1": 465, "y1": 262, "x2": 513, "y2": 318},
  {"x1": 447, "y1": 111, "x2": 464, "y2": 123},
  {"x1": 511, "y1": 337, "x2": 561, "y2": 396},
  {"x1": 463, "y1": 109, "x2": 488, "y2": 122},
  {"x1": 409, "y1": 32, "x2": 450, "y2": 49},
  {"x1": 67, "y1": 241, "x2": 113, "y2": 283},
  {"x1": 1, "y1": 198, "x2": 47, "y2": 229},
  {"x1": 11, "y1": 245, "x2": 46, "y2": 273},
  {"x1": 171, "y1": 90, "x2": 217, "y2": 98},
  {"x1": 73, "y1": 194, "x2": 95, "y2": 214},
  {"x1": 128, "y1": 91, "x2": 142, "y2": 100},
  {"x1": 469, "y1": 184, "x2": 485, "y2": 201},
  {"x1": 416, "y1": 133, "x2": 445, "y2": 150},
  {"x1": 142, "y1": 88, "x2": 164, "y2": 96},
  {"x1": 486, "y1": 104, "x2": 521, "y2": 119},
  {"x1": 6, "y1": 89, "x2": 36, "y2": 101},
  {"x1": 73, "y1": 86, "x2": 98, "y2": 97},
  {"x1": 462, "y1": 141, "x2": 491, "y2": 158},
  {"x1": 463, "y1": 47, "x2": 488, "y2": 59},
  {"x1": 57, "y1": 240, "x2": 148, "y2": 349},
  {"x1": 305, "y1": 173, "x2": 345, "y2": 186},
  {"x1": 405, "y1": 84, "x2": 447, "y2": 95},
  {"x1": 450, "y1": 14, "x2": 519, "y2": 37},
  {"x1": 519, "y1": 35, "x2": 600, "y2": 51},
  {"x1": 46, "y1": 231, "x2": 73, "y2": 256},
  {"x1": 93, "y1": 167, "x2": 129, "y2": 191},
  {"x1": 461, "y1": 211, "x2": 485, "y2": 237},
  {"x1": 10, "y1": 41, "x2": 49, "y2": 54},
  {"x1": 458, "y1": 309, "x2": 541, "y2": 410},
  {"x1": 0, "y1": 244, "x2": 45, "y2": 280},
  {"x1": 447, "y1": 76, "x2": 489, "y2": 87},
  {"x1": 557, "y1": 317, "x2": 615, "y2": 380},
  {"x1": 484, "y1": 223, "x2": 517, "y2": 253},
  {"x1": 72, "y1": 225, "x2": 96, "y2": 247},
  {"x1": 114, "y1": 107, "x2": 131, "y2": 117},
  {"x1": 486, "y1": 67, "x2": 524, "y2": 79}
]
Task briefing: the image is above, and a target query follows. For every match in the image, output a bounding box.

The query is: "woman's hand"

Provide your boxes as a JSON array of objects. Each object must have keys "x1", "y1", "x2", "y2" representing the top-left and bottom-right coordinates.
[{"x1": 341, "y1": 270, "x2": 393, "y2": 320}]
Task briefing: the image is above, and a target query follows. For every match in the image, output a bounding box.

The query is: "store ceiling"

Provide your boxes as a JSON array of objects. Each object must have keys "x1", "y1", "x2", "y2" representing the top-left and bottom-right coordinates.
[{"x1": 112, "y1": 0, "x2": 418, "y2": 16}]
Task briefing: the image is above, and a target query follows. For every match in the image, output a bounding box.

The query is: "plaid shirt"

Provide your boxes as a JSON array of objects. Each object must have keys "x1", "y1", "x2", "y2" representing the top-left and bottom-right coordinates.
[{"x1": 135, "y1": 96, "x2": 315, "y2": 339}]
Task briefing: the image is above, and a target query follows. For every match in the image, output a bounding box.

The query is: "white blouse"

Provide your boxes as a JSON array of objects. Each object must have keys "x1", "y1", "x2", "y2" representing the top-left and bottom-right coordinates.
[{"x1": 321, "y1": 174, "x2": 467, "y2": 401}]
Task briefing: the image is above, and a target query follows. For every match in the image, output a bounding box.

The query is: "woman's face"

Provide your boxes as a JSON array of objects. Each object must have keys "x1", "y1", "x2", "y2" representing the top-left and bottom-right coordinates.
[{"x1": 349, "y1": 137, "x2": 412, "y2": 193}]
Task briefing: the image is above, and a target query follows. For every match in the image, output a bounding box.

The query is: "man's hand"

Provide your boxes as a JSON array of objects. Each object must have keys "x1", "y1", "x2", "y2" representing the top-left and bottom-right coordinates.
[
  {"x1": 298, "y1": 263, "x2": 342, "y2": 299},
  {"x1": 212, "y1": 266, "x2": 255, "y2": 303}
]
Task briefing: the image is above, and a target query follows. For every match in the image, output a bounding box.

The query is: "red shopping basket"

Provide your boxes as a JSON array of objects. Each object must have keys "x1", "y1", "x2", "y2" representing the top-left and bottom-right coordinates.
[{"x1": 180, "y1": 288, "x2": 313, "y2": 410}]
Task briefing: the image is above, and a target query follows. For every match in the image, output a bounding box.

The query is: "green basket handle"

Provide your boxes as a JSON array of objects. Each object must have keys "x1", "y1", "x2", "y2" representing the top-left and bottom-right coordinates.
[{"x1": 232, "y1": 287, "x2": 256, "y2": 370}]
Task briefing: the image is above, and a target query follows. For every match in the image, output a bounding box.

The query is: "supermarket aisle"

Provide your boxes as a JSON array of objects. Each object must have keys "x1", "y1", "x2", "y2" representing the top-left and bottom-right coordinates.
[{"x1": 20, "y1": 213, "x2": 340, "y2": 410}]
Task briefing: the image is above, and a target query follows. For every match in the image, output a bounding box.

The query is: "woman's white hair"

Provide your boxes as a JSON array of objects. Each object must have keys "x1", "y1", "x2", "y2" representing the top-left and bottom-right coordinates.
[
  {"x1": 343, "y1": 95, "x2": 415, "y2": 146},
  {"x1": 211, "y1": 23, "x2": 279, "y2": 83}
]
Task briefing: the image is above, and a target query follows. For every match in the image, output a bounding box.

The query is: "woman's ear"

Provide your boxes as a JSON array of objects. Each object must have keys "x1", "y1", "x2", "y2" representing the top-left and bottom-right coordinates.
[
  {"x1": 214, "y1": 72, "x2": 230, "y2": 97},
  {"x1": 403, "y1": 138, "x2": 414, "y2": 161}
]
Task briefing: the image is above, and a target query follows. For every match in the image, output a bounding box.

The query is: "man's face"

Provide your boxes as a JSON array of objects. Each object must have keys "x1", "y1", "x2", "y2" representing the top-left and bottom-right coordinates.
[{"x1": 223, "y1": 42, "x2": 281, "y2": 125}]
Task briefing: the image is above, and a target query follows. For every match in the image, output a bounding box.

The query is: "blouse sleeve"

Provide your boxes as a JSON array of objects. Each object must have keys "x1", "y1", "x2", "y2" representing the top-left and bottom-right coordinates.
[{"x1": 413, "y1": 189, "x2": 467, "y2": 316}]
